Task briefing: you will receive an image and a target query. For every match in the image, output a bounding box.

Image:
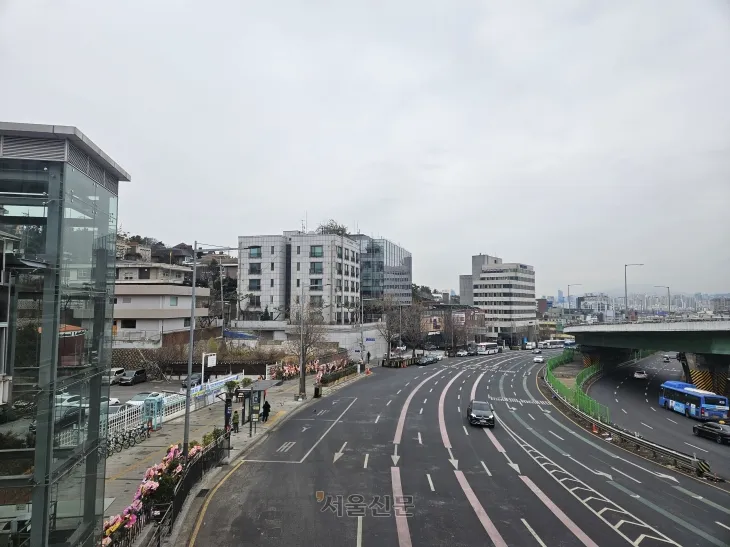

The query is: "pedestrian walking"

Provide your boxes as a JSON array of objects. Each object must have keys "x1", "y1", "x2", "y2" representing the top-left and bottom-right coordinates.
[
  {"x1": 232, "y1": 410, "x2": 239, "y2": 433},
  {"x1": 262, "y1": 400, "x2": 271, "y2": 422},
  {"x1": 366, "y1": 351, "x2": 371, "y2": 364}
]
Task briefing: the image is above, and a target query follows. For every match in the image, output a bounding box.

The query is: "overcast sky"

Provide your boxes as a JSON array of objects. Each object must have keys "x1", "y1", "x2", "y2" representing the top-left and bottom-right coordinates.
[{"x1": 1, "y1": 1, "x2": 729, "y2": 296}]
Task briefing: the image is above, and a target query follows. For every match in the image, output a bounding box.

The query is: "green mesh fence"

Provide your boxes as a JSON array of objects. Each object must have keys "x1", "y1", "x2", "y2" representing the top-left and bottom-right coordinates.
[{"x1": 545, "y1": 351, "x2": 611, "y2": 424}]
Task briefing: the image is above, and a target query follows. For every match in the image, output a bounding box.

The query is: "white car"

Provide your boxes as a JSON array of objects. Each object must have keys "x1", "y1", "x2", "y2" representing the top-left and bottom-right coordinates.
[
  {"x1": 634, "y1": 371, "x2": 648, "y2": 380},
  {"x1": 456, "y1": 350, "x2": 468, "y2": 357},
  {"x1": 533, "y1": 356, "x2": 544, "y2": 363},
  {"x1": 532, "y1": 349, "x2": 542, "y2": 354},
  {"x1": 430, "y1": 353, "x2": 444, "y2": 361},
  {"x1": 395, "y1": 345, "x2": 407, "y2": 352}
]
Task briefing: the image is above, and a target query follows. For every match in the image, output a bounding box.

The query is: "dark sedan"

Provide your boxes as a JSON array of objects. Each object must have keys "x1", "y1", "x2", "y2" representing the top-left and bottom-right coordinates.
[
  {"x1": 119, "y1": 369, "x2": 147, "y2": 386},
  {"x1": 417, "y1": 356, "x2": 437, "y2": 366},
  {"x1": 182, "y1": 372, "x2": 203, "y2": 388},
  {"x1": 466, "y1": 399, "x2": 495, "y2": 428},
  {"x1": 29, "y1": 406, "x2": 86, "y2": 434},
  {"x1": 693, "y1": 422, "x2": 730, "y2": 444}
]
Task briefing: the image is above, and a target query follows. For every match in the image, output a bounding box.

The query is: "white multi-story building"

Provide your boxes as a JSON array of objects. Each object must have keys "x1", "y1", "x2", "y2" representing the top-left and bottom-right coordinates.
[
  {"x1": 460, "y1": 254, "x2": 536, "y2": 343},
  {"x1": 238, "y1": 231, "x2": 362, "y2": 324},
  {"x1": 110, "y1": 261, "x2": 209, "y2": 347}
]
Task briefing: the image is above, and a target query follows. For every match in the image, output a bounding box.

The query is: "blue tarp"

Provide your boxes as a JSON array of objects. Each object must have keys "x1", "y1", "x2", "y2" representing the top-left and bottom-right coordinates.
[{"x1": 224, "y1": 329, "x2": 258, "y2": 340}]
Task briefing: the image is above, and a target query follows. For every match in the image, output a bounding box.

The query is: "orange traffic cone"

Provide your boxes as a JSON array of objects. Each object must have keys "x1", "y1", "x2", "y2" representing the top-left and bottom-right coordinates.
[{"x1": 592, "y1": 423, "x2": 598, "y2": 434}]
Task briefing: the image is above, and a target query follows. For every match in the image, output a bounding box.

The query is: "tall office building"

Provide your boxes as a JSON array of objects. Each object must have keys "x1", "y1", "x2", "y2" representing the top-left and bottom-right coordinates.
[
  {"x1": 0, "y1": 123, "x2": 127, "y2": 546},
  {"x1": 459, "y1": 254, "x2": 536, "y2": 344},
  {"x1": 238, "y1": 231, "x2": 362, "y2": 324},
  {"x1": 350, "y1": 235, "x2": 412, "y2": 306}
]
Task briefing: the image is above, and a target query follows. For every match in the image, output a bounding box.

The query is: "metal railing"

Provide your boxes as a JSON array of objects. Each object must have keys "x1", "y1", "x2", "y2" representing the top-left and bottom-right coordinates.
[
  {"x1": 543, "y1": 351, "x2": 718, "y2": 480},
  {"x1": 563, "y1": 316, "x2": 730, "y2": 327}
]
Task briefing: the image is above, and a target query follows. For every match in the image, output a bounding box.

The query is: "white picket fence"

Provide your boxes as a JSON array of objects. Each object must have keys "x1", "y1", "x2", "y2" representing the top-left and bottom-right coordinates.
[{"x1": 53, "y1": 374, "x2": 242, "y2": 448}]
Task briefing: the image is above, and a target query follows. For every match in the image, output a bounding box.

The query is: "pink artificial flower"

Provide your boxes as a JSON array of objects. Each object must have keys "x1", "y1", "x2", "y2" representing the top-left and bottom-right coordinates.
[
  {"x1": 102, "y1": 537, "x2": 111, "y2": 547},
  {"x1": 124, "y1": 513, "x2": 138, "y2": 528}
]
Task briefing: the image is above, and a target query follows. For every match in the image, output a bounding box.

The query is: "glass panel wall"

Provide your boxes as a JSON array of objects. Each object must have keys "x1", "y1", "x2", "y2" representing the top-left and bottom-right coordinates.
[{"x1": 0, "y1": 157, "x2": 117, "y2": 546}]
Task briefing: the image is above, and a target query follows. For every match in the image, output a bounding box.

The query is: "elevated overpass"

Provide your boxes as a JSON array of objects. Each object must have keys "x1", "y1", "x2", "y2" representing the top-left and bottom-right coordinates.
[{"x1": 564, "y1": 320, "x2": 730, "y2": 395}]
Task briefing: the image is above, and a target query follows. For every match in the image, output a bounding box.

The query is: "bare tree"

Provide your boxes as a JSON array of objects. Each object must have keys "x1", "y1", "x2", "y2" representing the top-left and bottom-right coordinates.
[
  {"x1": 289, "y1": 302, "x2": 328, "y2": 396},
  {"x1": 401, "y1": 302, "x2": 427, "y2": 357},
  {"x1": 442, "y1": 311, "x2": 467, "y2": 353},
  {"x1": 373, "y1": 296, "x2": 401, "y2": 362}
]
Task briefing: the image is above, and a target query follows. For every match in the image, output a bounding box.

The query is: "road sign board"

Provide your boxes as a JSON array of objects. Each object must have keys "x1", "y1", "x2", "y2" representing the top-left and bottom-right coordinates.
[
  {"x1": 365, "y1": 337, "x2": 375, "y2": 342},
  {"x1": 206, "y1": 353, "x2": 217, "y2": 368}
]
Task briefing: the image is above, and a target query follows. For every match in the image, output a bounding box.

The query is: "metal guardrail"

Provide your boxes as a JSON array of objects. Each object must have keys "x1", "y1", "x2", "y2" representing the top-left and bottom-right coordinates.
[
  {"x1": 563, "y1": 316, "x2": 730, "y2": 327},
  {"x1": 543, "y1": 353, "x2": 719, "y2": 480}
]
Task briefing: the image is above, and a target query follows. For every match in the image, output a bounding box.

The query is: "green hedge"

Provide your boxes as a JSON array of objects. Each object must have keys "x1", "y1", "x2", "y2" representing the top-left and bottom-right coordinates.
[
  {"x1": 545, "y1": 350, "x2": 611, "y2": 424},
  {"x1": 320, "y1": 365, "x2": 358, "y2": 386}
]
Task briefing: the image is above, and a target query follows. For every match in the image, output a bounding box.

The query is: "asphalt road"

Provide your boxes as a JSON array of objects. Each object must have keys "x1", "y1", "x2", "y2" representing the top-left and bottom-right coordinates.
[
  {"x1": 108, "y1": 379, "x2": 183, "y2": 404},
  {"x1": 588, "y1": 354, "x2": 730, "y2": 478},
  {"x1": 188, "y1": 350, "x2": 730, "y2": 547}
]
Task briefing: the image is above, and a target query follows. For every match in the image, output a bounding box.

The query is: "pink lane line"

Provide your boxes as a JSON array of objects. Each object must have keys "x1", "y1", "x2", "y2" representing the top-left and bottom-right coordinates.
[
  {"x1": 485, "y1": 428, "x2": 505, "y2": 454},
  {"x1": 469, "y1": 372, "x2": 485, "y2": 401},
  {"x1": 438, "y1": 370, "x2": 465, "y2": 449},
  {"x1": 391, "y1": 467, "x2": 413, "y2": 547},
  {"x1": 454, "y1": 470, "x2": 508, "y2": 547},
  {"x1": 520, "y1": 475, "x2": 599, "y2": 547},
  {"x1": 393, "y1": 371, "x2": 442, "y2": 445}
]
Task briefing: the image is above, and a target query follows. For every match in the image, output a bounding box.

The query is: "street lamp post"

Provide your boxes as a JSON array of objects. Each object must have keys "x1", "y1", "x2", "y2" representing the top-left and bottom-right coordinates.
[
  {"x1": 655, "y1": 285, "x2": 670, "y2": 316},
  {"x1": 182, "y1": 240, "x2": 198, "y2": 461},
  {"x1": 624, "y1": 263, "x2": 644, "y2": 321},
  {"x1": 299, "y1": 277, "x2": 306, "y2": 399},
  {"x1": 567, "y1": 284, "x2": 582, "y2": 319}
]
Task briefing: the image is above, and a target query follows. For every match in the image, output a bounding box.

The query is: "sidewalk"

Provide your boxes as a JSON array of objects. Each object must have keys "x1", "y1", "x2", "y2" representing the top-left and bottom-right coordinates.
[{"x1": 105, "y1": 371, "x2": 368, "y2": 521}]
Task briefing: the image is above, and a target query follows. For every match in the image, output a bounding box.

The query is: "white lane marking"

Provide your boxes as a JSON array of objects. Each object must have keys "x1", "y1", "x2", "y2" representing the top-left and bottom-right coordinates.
[
  {"x1": 667, "y1": 418, "x2": 678, "y2": 424},
  {"x1": 641, "y1": 422, "x2": 653, "y2": 430},
  {"x1": 277, "y1": 441, "x2": 296, "y2": 453},
  {"x1": 423, "y1": 398, "x2": 427, "y2": 404},
  {"x1": 419, "y1": 408, "x2": 423, "y2": 415},
  {"x1": 458, "y1": 394, "x2": 461, "y2": 400},
  {"x1": 548, "y1": 431, "x2": 565, "y2": 441},
  {"x1": 645, "y1": 399, "x2": 649, "y2": 403},
  {"x1": 521, "y1": 518, "x2": 548, "y2": 547},
  {"x1": 363, "y1": 453, "x2": 369, "y2": 469},
  {"x1": 397, "y1": 390, "x2": 402, "y2": 394},
  {"x1": 418, "y1": 432, "x2": 422, "y2": 445},
  {"x1": 615, "y1": 398, "x2": 619, "y2": 403},
  {"x1": 426, "y1": 473, "x2": 435, "y2": 492},
  {"x1": 459, "y1": 386, "x2": 462, "y2": 391},
  {"x1": 454, "y1": 471, "x2": 508, "y2": 547},
  {"x1": 610, "y1": 467, "x2": 641, "y2": 484},
  {"x1": 684, "y1": 442, "x2": 709, "y2": 453},
  {"x1": 717, "y1": 521, "x2": 730, "y2": 532},
  {"x1": 458, "y1": 407, "x2": 461, "y2": 413},
  {"x1": 463, "y1": 425, "x2": 469, "y2": 436},
  {"x1": 650, "y1": 407, "x2": 656, "y2": 412},
  {"x1": 429, "y1": 388, "x2": 433, "y2": 393},
  {"x1": 387, "y1": 400, "x2": 392, "y2": 406},
  {"x1": 621, "y1": 409, "x2": 627, "y2": 414},
  {"x1": 357, "y1": 515, "x2": 363, "y2": 547},
  {"x1": 301, "y1": 399, "x2": 358, "y2": 463},
  {"x1": 375, "y1": 414, "x2": 380, "y2": 424},
  {"x1": 405, "y1": 382, "x2": 410, "y2": 386},
  {"x1": 481, "y1": 460, "x2": 492, "y2": 476},
  {"x1": 528, "y1": 413, "x2": 535, "y2": 421}
]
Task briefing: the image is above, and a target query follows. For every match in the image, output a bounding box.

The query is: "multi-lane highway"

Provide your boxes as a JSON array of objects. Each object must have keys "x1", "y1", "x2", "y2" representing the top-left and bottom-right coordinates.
[
  {"x1": 188, "y1": 350, "x2": 730, "y2": 547},
  {"x1": 588, "y1": 353, "x2": 730, "y2": 478}
]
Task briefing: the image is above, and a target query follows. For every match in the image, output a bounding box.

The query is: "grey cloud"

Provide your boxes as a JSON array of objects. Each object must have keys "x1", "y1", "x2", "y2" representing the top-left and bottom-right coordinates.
[{"x1": 1, "y1": 0, "x2": 728, "y2": 296}]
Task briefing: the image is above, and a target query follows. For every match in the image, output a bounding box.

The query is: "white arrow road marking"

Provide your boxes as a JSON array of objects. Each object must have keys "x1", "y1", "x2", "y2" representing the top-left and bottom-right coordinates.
[
  {"x1": 391, "y1": 443, "x2": 400, "y2": 466},
  {"x1": 504, "y1": 453, "x2": 520, "y2": 474},
  {"x1": 447, "y1": 447, "x2": 458, "y2": 469},
  {"x1": 301, "y1": 426, "x2": 310, "y2": 432},
  {"x1": 333, "y1": 442, "x2": 347, "y2": 463}
]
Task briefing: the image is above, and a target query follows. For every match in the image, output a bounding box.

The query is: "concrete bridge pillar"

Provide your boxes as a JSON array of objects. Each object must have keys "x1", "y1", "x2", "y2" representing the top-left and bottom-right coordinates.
[{"x1": 681, "y1": 353, "x2": 729, "y2": 395}]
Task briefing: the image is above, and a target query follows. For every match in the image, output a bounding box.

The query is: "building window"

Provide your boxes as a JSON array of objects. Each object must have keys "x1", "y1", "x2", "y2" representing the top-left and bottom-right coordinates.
[
  {"x1": 184, "y1": 317, "x2": 191, "y2": 327},
  {"x1": 355, "y1": 267, "x2": 359, "y2": 277},
  {"x1": 295, "y1": 295, "x2": 300, "y2": 304},
  {"x1": 310, "y1": 295, "x2": 323, "y2": 308},
  {"x1": 120, "y1": 319, "x2": 137, "y2": 329},
  {"x1": 249, "y1": 263, "x2": 262, "y2": 275},
  {"x1": 336, "y1": 246, "x2": 342, "y2": 258},
  {"x1": 345, "y1": 280, "x2": 350, "y2": 292},
  {"x1": 356, "y1": 282, "x2": 359, "y2": 292},
  {"x1": 297, "y1": 245, "x2": 300, "y2": 255},
  {"x1": 270, "y1": 245, "x2": 275, "y2": 254},
  {"x1": 310, "y1": 245, "x2": 324, "y2": 258},
  {"x1": 250, "y1": 295, "x2": 261, "y2": 307},
  {"x1": 249, "y1": 246, "x2": 262, "y2": 258},
  {"x1": 270, "y1": 279, "x2": 274, "y2": 287},
  {"x1": 270, "y1": 295, "x2": 274, "y2": 303},
  {"x1": 170, "y1": 296, "x2": 179, "y2": 306},
  {"x1": 122, "y1": 297, "x2": 132, "y2": 304},
  {"x1": 310, "y1": 279, "x2": 323, "y2": 291},
  {"x1": 336, "y1": 279, "x2": 342, "y2": 290},
  {"x1": 344, "y1": 248, "x2": 349, "y2": 260},
  {"x1": 309, "y1": 262, "x2": 323, "y2": 275},
  {"x1": 355, "y1": 253, "x2": 359, "y2": 263},
  {"x1": 249, "y1": 278, "x2": 261, "y2": 291},
  {"x1": 271, "y1": 262, "x2": 275, "y2": 271},
  {"x1": 337, "y1": 263, "x2": 342, "y2": 275},
  {"x1": 296, "y1": 262, "x2": 300, "y2": 272},
  {"x1": 345, "y1": 264, "x2": 349, "y2": 276},
  {"x1": 296, "y1": 278, "x2": 300, "y2": 287}
]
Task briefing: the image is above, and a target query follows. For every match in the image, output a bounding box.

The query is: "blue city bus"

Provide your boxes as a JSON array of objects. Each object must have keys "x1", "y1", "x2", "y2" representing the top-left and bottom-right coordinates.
[{"x1": 658, "y1": 381, "x2": 729, "y2": 421}]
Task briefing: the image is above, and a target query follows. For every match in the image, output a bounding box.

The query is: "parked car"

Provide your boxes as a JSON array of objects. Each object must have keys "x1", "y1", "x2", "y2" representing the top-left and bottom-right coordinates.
[
  {"x1": 29, "y1": 406, "x2": 85, "y2": 434},
  {"x1": 693, "y1": 422, "x2": 730, "y2": 444},
  {"x1": 102, "y1": 367, "x2": 125, "y2": 385},
  {"x1": 119, "y1": 369, "x2": 147, "y2": 386},
  {"x1": 456, "y1": 350, "x2": 468, "y2": 357},
  {"x1": 533, "y1": 356, "x2": 544, "y2": 363},
  {"x1": 125, "y1": 392, "x2": 153, "y2": 406},
  {"x1": 532, "y1": 349, "x2": 542, "y2": 354},
  {"x1": 633, "y1": 370, "x2": 648, "y2": 380},
  {"x1": 663, "y1": 356, "x2": 670, "y2": 363},
  {"x1": 182, "y1": 373, "x2": 203, "y2": 388},
  {"x1": 466, "y1": 348, "x2": 477, "y2": 356},
  {"x1": 395, "y1": 345, "x2": 407, "y2": 352},
  {"x1": 417, "y1": 356, "x2": 437, "y2": 366},
  {"x1": 466, "y1": 399, "x2": 495, "y2": 428}
]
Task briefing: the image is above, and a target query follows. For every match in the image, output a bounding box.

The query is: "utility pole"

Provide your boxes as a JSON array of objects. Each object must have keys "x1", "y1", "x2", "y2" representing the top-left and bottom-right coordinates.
[
  {"x1": 183, "y1": 241, "x2": 197, "y2": 461},
  {"x1": 219, "y1": 261, "x2": 226, "y2": 330},
  {"x1": 299, "y1": 278, "x2": 306, "y2": 399}
]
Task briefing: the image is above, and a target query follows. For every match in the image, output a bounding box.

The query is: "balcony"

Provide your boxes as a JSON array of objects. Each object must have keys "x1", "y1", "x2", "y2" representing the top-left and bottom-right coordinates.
[{"x1": 309, "y1": 284, "x2": 323, "y2": 292}]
